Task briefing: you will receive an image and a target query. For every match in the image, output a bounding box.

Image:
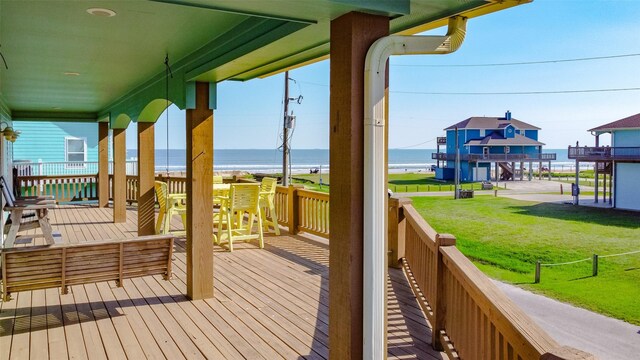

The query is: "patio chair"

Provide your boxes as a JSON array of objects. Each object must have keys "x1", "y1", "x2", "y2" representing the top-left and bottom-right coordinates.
[
  {"x1": 154, "y1": 181, "x2": 187, "y2": 235},
  {"x1": 215, "y1": 183, "x2": 263, "y2": 251},
  {"x1": 259, "y1": 177, "x2": 280, "y2": 235}
]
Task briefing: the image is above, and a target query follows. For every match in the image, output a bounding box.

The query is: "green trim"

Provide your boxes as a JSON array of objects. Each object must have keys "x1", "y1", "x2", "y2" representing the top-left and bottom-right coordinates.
[
  {"x1": 112, "y1": 113, "x2": 132, "y2": 130},
  {"x1": 329, "y1": 0, "x2": 409, "y2": 15},
  {"x1": 149, "y1": 0, "x2": 317, "y2": 24},
  {"x1": 0, "y1": 95, "x2": 11, "y2": 121},
  {"x1": 138, "y1": 99, "x2": 172, "y2": 123},
  {"x1": 11, "y1": 111, "x2": 98, "y2": 122},
  {"x1": 186, "y1": 20, "x2": 308, "y2": 81},
  {"x1": 99, "y1": 17, "x2": 308, "y2": 124},
  {"x1": 185, "y1": 82, "x2": 196, "y2": 110},
  {"x1": 209, "y1": 83, "x2": 217, "y2": 110},
  {"x1": 232, "y1": 42, "x2": 329, "y2": 81}
]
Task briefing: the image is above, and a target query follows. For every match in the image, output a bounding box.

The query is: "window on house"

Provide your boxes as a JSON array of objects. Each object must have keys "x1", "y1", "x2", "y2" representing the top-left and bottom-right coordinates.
[{"x1": 65, "y1": 137, "x2": 86, "y2": 166}]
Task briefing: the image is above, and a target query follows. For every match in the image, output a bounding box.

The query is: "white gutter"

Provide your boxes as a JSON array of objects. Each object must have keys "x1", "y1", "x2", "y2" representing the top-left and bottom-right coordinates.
[{"x1": 363, "y1": 16, "x2": 467, "y2": 359}]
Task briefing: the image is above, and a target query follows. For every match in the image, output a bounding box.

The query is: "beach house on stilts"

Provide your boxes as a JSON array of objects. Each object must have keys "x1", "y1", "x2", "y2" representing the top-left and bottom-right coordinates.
[
  {"x1": 568, "y1": 113, "x2": 640, "y2": 211},
  {"x1": 433, "y1": 111, "x2": 557, "y2": 182}
]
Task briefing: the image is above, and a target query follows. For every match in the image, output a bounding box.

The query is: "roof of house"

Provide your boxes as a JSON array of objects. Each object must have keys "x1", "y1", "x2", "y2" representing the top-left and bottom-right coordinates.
[
  {"x1": 465, "y1": 133, "x2": 545, "y2": 146},
  {"x1": 589, "y1": 113, "x2": 640, "y2": 132},
  {"x1": 445, "y1": 117, "x2": 540, "y2": 131}
]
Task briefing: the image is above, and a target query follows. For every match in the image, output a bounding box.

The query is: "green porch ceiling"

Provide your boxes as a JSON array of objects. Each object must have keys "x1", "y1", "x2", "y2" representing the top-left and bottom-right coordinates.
[{"x1": 0, "y1": 0, "x2": 529, "y2": 128}]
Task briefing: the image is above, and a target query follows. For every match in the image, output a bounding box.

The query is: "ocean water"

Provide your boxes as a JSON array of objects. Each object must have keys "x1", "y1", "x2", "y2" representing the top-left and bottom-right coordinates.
[{"x1": 127, "y1": 148, "x2": 572, "y2": 173}]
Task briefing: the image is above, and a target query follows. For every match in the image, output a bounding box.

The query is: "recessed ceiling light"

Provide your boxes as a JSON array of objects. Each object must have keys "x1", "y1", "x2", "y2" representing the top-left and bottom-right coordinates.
[
  {"x1": 64, "y1": 72, "x2": 80, "y2": 76},
  {"x1": 87, "y1": 8, "x2": 116, "y2": 17}
]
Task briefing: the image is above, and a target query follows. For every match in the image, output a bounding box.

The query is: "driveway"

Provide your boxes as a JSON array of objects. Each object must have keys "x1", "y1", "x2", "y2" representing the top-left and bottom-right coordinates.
[{"x1": 495, "y1": 281, "x2": 640, "y2": 360}]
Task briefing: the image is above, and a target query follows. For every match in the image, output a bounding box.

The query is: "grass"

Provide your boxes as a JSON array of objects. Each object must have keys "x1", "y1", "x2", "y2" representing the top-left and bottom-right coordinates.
[
  {"x1": 411, "y1": 195, "x2": 640, "y2": 324},
  {"x1": 294, "y1": 172, "x2": 489, "y2": 193}
]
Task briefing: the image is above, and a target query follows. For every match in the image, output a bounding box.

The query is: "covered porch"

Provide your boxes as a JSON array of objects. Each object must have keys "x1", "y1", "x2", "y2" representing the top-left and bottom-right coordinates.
[
  {"x1": 1, "y1": 1, "x2": 596, "y2": 358},
  {"x1": 0, "y1": 204, "x2": 439, "y2": 359}
]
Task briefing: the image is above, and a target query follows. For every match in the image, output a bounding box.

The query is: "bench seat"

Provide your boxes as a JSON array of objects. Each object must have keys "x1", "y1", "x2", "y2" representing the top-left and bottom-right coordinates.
[{"x1": 1, "y1": 235, "x2": 173, "y2": 301}]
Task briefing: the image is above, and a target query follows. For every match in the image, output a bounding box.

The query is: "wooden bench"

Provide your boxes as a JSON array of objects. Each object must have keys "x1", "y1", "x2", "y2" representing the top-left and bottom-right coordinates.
[{"x1": 1, "y1": 235, "x2": 174, "y2": 301}]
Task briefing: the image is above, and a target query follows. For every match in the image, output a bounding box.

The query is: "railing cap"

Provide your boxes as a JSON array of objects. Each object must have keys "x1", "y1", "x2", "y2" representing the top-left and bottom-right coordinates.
[{"x1": 540, "y1": 346, "x2": 597, "y2": 360}]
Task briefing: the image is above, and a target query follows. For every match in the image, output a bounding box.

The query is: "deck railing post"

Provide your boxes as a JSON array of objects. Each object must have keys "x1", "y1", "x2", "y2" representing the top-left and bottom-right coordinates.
[
  {"x1": 287, "y1": 185, "x2": 303, "y2": 234},
  {"x1": 388, "y1": 197, "x2": 411, "y2": 268},
  {"x1": 433, "y1": 233, "x2": 456, "y2": 351}
]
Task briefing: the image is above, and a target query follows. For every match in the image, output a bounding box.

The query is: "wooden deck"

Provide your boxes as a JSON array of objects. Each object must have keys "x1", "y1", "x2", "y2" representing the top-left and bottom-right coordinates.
[{"x1": 1, "y1": 204, "x2": 445, "y2": 359}]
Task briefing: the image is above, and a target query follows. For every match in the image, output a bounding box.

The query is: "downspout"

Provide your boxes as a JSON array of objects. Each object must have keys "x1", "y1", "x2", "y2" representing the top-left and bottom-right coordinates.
[{"x1": 363, "y1": 16, "x2": 467, "y2": 359}]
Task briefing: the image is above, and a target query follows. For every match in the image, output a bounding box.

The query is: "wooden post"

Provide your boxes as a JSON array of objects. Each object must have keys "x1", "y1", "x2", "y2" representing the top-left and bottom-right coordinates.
[
  {"x1": 287, "y1": 184, "x2": 303, "y2": 235},
  {"x1": 185, "y1": 81, "x2": 214, "y2": 300},
  {"x1": 433, "y1": 233, "x2": 456, "y2": 351},
  {"x1": 329, "y1": 11, "x2": 389, "y2": 360},
  {"x1": 535, "y1": 260, "x2": 541, "y2": 283},
  {"x1": 112, "y1": 128, "x2": 127, "y2": 223},
  {"x1": 137, "y1": 122, "x2": 155, "y2": 235},
  {"x1": 592, "y1": 254, "x2": 598, "y2": 277},
  {"x1": 388, "y1": 198, "x2": 410, "y2": 268},
  {"x1": 98, "y1": 122, "x2": 110, "y2": 208}
]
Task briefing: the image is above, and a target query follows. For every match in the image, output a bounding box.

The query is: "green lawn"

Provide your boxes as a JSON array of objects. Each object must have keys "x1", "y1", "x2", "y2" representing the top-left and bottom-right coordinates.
[
  {"x1": 411, "y1": 195, "x2": 640, "y2": 324},
  {"x1": 293, "y1": 172, "x2": 489, "y2": 193}
]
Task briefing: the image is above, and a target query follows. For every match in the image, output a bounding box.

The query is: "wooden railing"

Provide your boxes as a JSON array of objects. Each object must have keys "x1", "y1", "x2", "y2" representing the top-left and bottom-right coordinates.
[
  {"x1": 392, "y1": 198, "x2": 595, "y2": 360},
  {"x1": 14, "y1": 160, "x2": 138, "y2": 176},
  {"x1": 15, "y1": 173, "x2": 325, "y2": 238},
  {"x1": 16, "y1": 175, "x2": 99, "y2": 202},
  {"x1": 296, "y1": 188, "x2": 329, "y2": 238},
  {"x1": 568, "y1": 146, "x2": 640, "y2": 162},
  {"x1": 432, "y1": 152, "x2": 557, "y2": 161}
]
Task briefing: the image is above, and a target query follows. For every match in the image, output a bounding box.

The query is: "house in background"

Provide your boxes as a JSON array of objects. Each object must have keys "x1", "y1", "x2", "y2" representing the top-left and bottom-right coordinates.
[
  {"x1": 11, "y1": 121, "x2": 113, "y2": 175},
  {"x1": 432, "y1": 111, "x2": 556, "y2": 182},
  {"x1": 568, "y1": 113, "x2": 640, "y2": 211}
]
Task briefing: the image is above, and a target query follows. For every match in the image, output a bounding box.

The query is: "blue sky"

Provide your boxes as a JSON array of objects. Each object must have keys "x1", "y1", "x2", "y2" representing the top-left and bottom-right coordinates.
[{"x1": 127, "y1": 0, "x2": 640, "y2": 150}]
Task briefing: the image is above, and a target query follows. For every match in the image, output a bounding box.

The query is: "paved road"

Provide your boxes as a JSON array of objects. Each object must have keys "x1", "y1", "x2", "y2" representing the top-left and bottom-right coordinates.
[{"x1": 495, "y1": 281, "x2": 640, "y2": 360}]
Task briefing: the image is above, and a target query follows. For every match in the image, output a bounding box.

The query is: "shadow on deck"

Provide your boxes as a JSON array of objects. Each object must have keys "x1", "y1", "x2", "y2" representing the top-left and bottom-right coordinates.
[{"x1": 0, "y1": 204, "x2": 444, "y2": 359}]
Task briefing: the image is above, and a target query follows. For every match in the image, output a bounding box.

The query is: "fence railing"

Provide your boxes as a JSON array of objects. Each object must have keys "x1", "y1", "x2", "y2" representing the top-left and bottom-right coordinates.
[
  {"x1": 391, "y1": 198, "x2": 594, "y2": 360},
  {"x1": 16, "y1": 174, "x2": 100, "y2": 202},
  {"x1": 568, "y1": 146, "x2": 640, "y2": 161},
  {"x1": 432, "y1": 152, "x2": 557, "y2": 162},
  {"x1": 296, "y1": 188, "x2": 330, "y2": 238},
  {"x1": 14, "y1": 160, "x2": 138, "y2": 176}
]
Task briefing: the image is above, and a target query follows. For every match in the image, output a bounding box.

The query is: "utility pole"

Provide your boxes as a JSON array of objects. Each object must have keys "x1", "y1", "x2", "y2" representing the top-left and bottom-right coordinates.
[
  {"x1": 282, "y1": 71, "x2": 290, "y2": 186},
  {"x1": 454, "y1": 126, "x2": 460, "y2": 199}
]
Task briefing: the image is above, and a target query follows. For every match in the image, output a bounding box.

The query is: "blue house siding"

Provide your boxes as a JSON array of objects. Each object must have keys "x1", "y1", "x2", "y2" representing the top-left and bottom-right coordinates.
[
  {"x1": 524, "y1": 130, "x2": 538, "y2": 140},
  {"x1": 613, "y1": 129, "x2": 640, "y2": 147},
  {"x1": 13, "y1": 121, "x2": 100, "y2": 163}
]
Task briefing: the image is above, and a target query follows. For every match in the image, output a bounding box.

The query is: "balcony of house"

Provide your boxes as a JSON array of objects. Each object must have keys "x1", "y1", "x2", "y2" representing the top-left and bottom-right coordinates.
[
  {"x1": 432, "y1": 152, "x2": 557, "y2": 162},
  {"x1": 568, "y1": 146, "x2": 640, "y2": 162},
  {"x1": 1, "y1": 173, "x2": 591, "y2": 359}
]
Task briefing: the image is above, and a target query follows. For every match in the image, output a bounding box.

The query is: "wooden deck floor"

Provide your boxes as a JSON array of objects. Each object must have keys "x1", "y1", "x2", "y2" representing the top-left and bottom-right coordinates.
[{"x1": 1, "y1": 204, "x2": 445, "y2": 359}]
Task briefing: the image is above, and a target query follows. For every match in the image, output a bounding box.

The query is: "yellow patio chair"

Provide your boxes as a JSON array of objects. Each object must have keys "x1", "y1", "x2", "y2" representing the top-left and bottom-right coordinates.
[
  {"x1": 213, "y1": 175, "x2": 223, "y2": 184},
  {"x1": 215, "y1": 183, "x2": 263, "y2": 251},
  {"x1": 155, "y1": 181, "x2": 187, "y2": 235},
  {"x1": 259, "y1": 177, "x2": 280, "y2": 235}
]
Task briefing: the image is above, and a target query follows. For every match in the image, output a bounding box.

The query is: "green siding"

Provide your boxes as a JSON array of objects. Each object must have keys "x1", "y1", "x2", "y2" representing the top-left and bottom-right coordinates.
[{"x1": 12, "y1": 121, "x2": 101, "y2": 163}]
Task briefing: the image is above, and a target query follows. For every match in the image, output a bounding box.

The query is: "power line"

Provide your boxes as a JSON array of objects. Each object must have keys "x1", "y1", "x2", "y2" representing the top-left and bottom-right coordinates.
[
  {"x1": 392, "y1": 87, "x2": 640, "y2": 96},
  {"x1": 392, "y1": 53, "x2": 640, "y2": 67},
  {"x1": 394, "y1": 138, "x2": 437, "y2": 149}
]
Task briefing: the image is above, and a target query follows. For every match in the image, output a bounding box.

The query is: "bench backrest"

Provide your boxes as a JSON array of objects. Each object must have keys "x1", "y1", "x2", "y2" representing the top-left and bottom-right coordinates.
[{"x1": 1, "y1": 235, "x2": 173, "y2": 301}]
